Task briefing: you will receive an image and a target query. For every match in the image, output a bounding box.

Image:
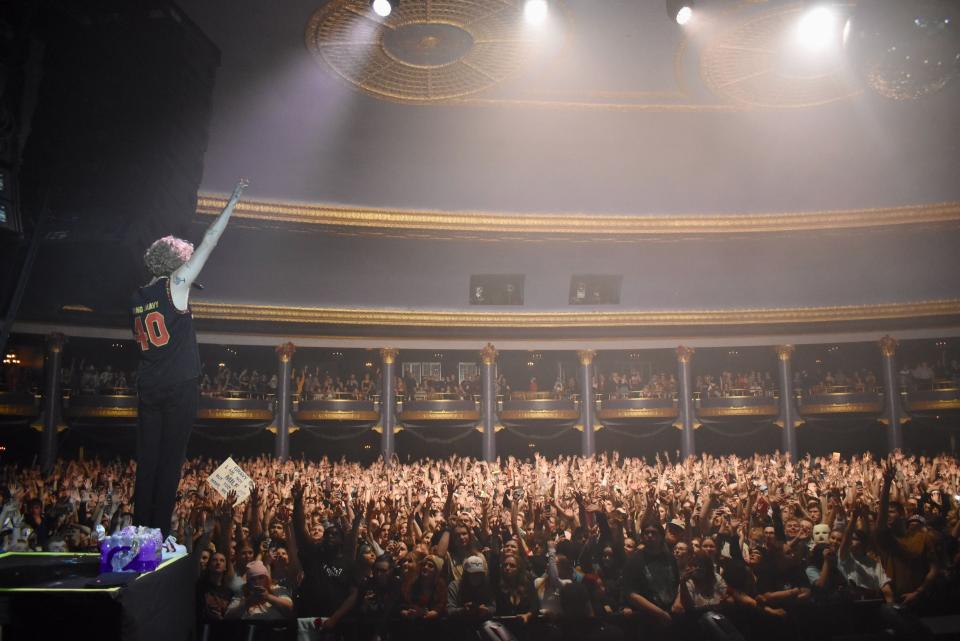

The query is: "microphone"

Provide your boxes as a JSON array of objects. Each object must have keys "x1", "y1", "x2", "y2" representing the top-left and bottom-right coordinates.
[{"x1": 191, "y1": 282, "x2": 205, "y2": 290}]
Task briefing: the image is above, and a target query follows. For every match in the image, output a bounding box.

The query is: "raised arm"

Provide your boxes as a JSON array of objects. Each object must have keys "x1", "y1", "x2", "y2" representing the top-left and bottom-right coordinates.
[
  {"x1": 170, "y1": 178, "x2": 248, "y2": 298},
  {"x1": 248, "y1": 485, "x2": 263, "y2": 541},
  {"x1": 877, "y1": 462, "x2": 895, "y2": 533},
  {"x1": 291, "y1": 481, "x2": 314, "y2": 554},
  {"x1": 838, "y1": 502, "x2": 860, "y2": 561}
]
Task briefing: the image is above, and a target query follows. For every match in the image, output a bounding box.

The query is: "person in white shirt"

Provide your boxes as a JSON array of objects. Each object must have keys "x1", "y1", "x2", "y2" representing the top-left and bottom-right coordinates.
[{"x1": 837, "y1": 505, "x2": 893, "y2": 603}]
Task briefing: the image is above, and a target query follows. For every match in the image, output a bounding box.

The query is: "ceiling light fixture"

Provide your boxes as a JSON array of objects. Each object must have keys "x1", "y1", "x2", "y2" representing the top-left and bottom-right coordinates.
[
  {"x1": 524, "y1": 0, "x2": 548, "y2": 26},
  {"x1": 667, "y1": 0, "x2": 694, "y2": 25},
  {"x1": 371, "y1": 0, "x2": 394, "y2": 18},
  {"x1": 797, "y1": 5, "x2": 839, "y2": 51}
]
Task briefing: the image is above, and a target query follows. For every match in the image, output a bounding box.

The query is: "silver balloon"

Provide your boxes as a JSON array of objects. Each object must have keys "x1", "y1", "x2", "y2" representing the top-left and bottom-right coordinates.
[{"x1": 845, "y1": 0, "x2": 960, "y2": 99}]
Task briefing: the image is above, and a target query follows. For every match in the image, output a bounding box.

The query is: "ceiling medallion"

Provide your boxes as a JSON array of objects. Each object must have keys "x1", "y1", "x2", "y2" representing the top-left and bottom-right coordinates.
[
  {"x1": 306, "y1": 0, "x2": 552, "y2": 102},
  {"x1": 700, "y1": 4, "x2": 861, "y2": 108},
  {"x1": 845, "y1": 0, "x2": 960, "y2": 101}
]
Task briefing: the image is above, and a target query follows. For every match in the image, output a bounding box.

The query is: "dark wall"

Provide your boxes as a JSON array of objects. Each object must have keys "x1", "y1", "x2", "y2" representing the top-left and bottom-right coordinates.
[{"x1": 15, "y1": 1, "x2": 220, "y2": 324}]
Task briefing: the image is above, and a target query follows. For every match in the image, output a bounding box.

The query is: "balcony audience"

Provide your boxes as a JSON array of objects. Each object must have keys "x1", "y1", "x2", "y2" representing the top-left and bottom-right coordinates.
[
  {"x1": 398, "y1": 373, "x2": 480, "y2": 401},
  {"x1": 294, "y1": 366, "x2": 379, "y2": 401},
  {"x1": 695, "y1": 371, "x2": 775, "y2": 398},
  {"x1": 901, "y1": 360, "x2": 960, "y2": 390},
  {"x1": 802, "y1": 369, "x2": 878, "y2": 396},
  {"x1": 595, "y1": 370, "x2": 679, "y2": 400}
]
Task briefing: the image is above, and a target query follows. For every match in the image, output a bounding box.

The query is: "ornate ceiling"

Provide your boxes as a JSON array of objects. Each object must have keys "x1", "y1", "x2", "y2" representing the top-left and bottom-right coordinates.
[
  {"x1": 305, "y1": 0, "x2": 555, "y2": 102},
  {"x1": 179, "y1": 0, "x2": 960, "y2": 216}
]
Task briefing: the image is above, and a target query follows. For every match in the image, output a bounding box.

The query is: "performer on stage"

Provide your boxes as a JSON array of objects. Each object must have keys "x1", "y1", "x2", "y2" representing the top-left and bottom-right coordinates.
[{"x1": 131, "y1": 178, "x2": 248, "y2": 536}]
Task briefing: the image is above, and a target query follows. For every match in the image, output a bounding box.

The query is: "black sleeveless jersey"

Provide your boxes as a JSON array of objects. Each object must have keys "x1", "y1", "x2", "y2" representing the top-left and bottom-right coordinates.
[{"x1": 130, "y1": 277, "x2": 200, "y2": 390}]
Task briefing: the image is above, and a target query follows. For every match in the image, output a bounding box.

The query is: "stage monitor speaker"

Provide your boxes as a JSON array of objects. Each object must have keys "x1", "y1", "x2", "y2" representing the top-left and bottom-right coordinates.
[
  {"x1": 569, "y1": 274, "x2": 621, "y2": 305},
  {"x1": 469, "y1": 274, "x2": 524, "y2": 305}
]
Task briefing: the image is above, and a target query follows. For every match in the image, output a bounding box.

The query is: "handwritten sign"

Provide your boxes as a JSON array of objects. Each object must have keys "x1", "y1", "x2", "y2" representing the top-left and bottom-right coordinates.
[{"x1": 207, "y1": 457, "x2": 254, "y2": 504}]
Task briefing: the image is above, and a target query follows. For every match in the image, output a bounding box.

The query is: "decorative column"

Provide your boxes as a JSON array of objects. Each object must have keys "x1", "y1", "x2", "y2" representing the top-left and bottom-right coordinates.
[
  {"x1": 776, "y1": 345, "x2": 801, "y2": 460},
  {"x1": 578, "y1": 350, "x2": 597, "y2": 458},
  {"x1": 39, "y1": 333, "x2": 66, "y2": 473},
  {"x1": 480, "y1": 343, "x2": 498, "y2": 462},
  {"x1": 879, "y1": 336, "x2": 908, "y2": 452},
  {"x1": 273, "y1": 342, "x2": 296, "y2": 461},
  {"x1": 380, "y1": 348, "x2": 399, "y2": 464},
  {"x1": 676, "y1": 346, "x2": 696, "y2": 461}
]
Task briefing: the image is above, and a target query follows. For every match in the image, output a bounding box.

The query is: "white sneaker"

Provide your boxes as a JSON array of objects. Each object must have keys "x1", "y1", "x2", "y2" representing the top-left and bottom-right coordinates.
[{"x1": 161, "y1": 535, "x2": 187, "y2": 560}]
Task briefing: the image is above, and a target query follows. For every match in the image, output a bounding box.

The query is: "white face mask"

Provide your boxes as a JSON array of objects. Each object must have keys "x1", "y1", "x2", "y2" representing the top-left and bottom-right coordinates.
[{"x1": 812, "y1": 524, "x2": 830, "y2": 544}]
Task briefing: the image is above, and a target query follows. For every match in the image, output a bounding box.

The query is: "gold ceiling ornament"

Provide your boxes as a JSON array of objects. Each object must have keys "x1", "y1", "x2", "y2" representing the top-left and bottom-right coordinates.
[
  {"x1": 305, "y1": 0, "x2": 556, "y2": 102},
  {"x1": 196, "y1": 195, "x2": 960, "y2": 238},
  {"x1": 191, "y1": 299, "x2": 960, "y2": 328},
  {"x1": 700, "y1": 3, "x2": 861, "y2": 108},
  {"x1": 866, "y1": 65, "x2": 953, "y2": 101}
]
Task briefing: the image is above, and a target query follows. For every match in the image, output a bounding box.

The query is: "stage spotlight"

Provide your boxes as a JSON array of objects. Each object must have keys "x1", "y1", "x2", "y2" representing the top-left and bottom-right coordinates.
[
  {"x1": 372, "y1": 0, "x2": 394, "y2": 18},
  {"x1": 797, "y1": 6, "x2": 839, "y2": 51},
  {"x1": 667, "y1": 0, "x2": 694, "y2": 25},
  {"x1": 524, "y1": 0, "x2": 548, "y2": 26}
]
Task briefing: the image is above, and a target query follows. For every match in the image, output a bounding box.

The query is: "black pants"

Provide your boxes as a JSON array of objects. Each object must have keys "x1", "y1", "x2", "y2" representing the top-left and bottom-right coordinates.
[{"x1": 134, "y1": 377, "x2": 198, "y2": 535}]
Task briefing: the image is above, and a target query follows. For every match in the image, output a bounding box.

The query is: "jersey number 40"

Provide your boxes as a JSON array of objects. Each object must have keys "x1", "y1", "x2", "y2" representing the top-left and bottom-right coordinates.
[{"x1": 134, "y1": 311, "x2": 171, "y2": 351}]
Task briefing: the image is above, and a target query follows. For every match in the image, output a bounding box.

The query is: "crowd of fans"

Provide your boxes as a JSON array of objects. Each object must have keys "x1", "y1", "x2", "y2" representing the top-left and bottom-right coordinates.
[
  {"x1": 510, "y1": 370, "x2": 677, "y2": 400},
  {"x1": 593, "y1": 370, "x2": 678, "y2": 400},
  {"x1": 798, "y1": 369, "x2": 879, "y2": 396},
  {"x1": 399, "y1": 373, "x2": 481, "y2": 401},
  {"x1": 695, "y1": 372, "x2": 775, "y2": 399},
  {"x1": 1, "y1": 450, "x2": 958, "y2": 640},
  {"x1": 7, "y1": 354, "x2": 958, "y2": 407},
  {"x1": 201, "y1": 365, "x2": 277, "y2": 398},
  {"x1": 902, "y1": 360, "x2": 960, "y2": 391},
  {"x1": 76, "y1": 362, "x2": 136, "y2": 394},
  {"x1": 589, "y1": 370, "x2": 776, "y2": 400}
]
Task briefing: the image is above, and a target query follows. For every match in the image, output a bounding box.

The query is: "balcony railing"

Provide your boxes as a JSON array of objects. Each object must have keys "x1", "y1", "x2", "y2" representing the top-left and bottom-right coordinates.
[
  {"x1": 399, "y1": 396, "x2": 480, "y2": 426},
  {"x1": 799, "y1": 389, "x2": 884, "y2": 416},
  {"x1": 906, "y1": 383, "x2": 960, "y2": 413},
  {"x1": 295, "y1": 397, "x2": 379, "y2": 424}
]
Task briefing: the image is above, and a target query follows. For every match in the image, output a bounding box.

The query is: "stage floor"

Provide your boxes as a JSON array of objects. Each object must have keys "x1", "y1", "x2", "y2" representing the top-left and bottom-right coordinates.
[{"x1": 0, "y1": 552, "x2": 195, "y2": 641}]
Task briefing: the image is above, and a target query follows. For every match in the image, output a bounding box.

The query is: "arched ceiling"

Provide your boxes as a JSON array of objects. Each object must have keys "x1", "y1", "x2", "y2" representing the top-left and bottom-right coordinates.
[{"x1": 180, "y1": 0, "x2": 960, "y2": 215}]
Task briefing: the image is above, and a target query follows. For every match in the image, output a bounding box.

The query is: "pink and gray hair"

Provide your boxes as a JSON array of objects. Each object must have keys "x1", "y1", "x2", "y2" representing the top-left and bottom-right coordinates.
[{"x1": 144, "y1": 235, "x2": 194, "y2": 277}]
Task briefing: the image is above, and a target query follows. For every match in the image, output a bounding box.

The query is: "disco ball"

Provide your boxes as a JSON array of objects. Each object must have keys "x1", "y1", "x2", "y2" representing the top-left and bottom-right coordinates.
[{"x1": 844, "y1": 0, "x2": 960, "y2": 99}]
